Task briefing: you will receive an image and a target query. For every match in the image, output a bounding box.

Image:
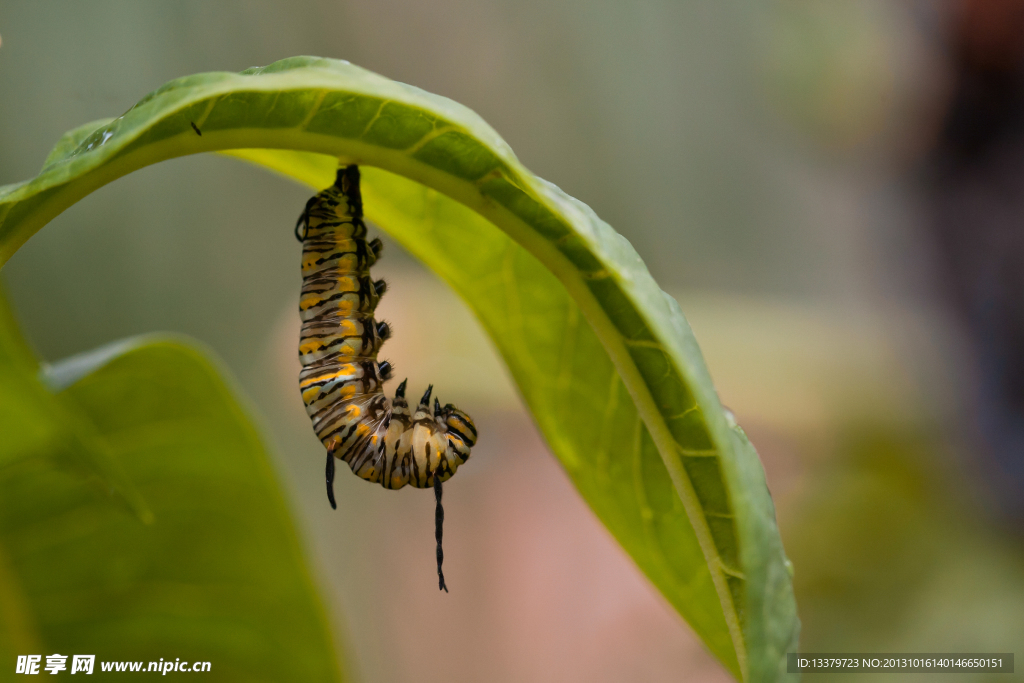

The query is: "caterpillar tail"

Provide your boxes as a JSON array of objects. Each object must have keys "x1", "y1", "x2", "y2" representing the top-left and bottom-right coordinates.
[
  {"x1": 434, "y1": 471, "x2": 447, "y2": 593},
  {"x1": 326, "y1": 449, "x2": 337, "y2": 510}
]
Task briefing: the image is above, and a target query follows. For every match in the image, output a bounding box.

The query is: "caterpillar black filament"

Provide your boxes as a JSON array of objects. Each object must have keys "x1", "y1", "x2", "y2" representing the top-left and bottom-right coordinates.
[{"x1": 296, "y1": 165, "x2": 478, "y2": 591}]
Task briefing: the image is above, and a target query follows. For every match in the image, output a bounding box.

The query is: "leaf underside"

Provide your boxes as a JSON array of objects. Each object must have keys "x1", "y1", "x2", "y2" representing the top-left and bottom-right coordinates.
[{"x1": 0, "y1": 56, "x2": 798, "y2": 681}]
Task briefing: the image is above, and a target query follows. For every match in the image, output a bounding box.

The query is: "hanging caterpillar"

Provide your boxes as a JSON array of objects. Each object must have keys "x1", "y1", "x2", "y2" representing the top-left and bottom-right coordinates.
[{"x1": 295, "y1": 164, "x2": 478, "y2": 592}]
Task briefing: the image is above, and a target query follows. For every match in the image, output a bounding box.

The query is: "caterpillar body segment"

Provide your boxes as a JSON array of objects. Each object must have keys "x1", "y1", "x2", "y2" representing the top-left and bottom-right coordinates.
[{"x1": 296, "y1": 164, "x2": 478, "y2": 588}]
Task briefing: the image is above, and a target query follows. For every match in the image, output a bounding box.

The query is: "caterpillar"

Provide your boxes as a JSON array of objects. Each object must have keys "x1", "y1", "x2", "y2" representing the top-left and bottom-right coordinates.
[{"x1": 295, "y1": 164, "x2": 478, "y2": 592}]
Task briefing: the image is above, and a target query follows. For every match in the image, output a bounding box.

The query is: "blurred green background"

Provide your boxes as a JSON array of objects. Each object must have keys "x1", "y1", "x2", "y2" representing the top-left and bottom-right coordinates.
[{"x1": 2, "y1": 1, "x2": 1023, "y2": 681}]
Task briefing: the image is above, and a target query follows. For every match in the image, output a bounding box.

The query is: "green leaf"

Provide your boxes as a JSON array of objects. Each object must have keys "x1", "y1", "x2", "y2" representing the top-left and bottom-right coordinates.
[
  {"x1": 0, "y1": 287, "x2": 151, "y2": 523},
  {"x1": 0, "y1": 56, "x2": 799, "y2": 680},
  {"x1": 0, "y1": 309, "x2": 344, "y2": 681}
]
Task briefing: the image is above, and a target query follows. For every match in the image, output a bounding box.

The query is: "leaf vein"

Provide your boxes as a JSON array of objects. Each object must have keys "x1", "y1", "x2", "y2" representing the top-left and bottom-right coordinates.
[{"x1": 298, "y1": 90, "x2": 329, "y2": 129}]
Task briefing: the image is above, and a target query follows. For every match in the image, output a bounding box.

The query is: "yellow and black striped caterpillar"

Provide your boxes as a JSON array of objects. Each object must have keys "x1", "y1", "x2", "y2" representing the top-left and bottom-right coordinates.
[{"x1": 296, "y1": 165, "x2": 478, "y2": 591}]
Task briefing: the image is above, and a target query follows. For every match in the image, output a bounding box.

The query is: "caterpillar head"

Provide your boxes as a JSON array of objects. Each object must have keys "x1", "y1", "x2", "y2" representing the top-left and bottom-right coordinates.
[{"x1": 442, "y1": 403, "x2": 478, "y2": 448}]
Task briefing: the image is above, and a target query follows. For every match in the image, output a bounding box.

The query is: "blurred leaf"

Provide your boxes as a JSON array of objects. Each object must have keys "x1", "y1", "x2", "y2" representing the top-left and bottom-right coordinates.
[
  {"x1": 0, "y1": 290, "x2": 150, "y2": 521},
  {"x1": 0, "y1": 309, "x2": 344, "y2": 681},
  {"x1": 0, "y1": 56, "x2": 798, "y2": 681}
]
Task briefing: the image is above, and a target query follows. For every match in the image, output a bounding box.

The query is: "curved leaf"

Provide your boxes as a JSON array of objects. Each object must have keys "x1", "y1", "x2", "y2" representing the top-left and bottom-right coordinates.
[
  {"x1": 0, "y1": 57, "x2": 798, "y2": 681},
  {"x1": 0, "y1": 304, "x2": 345, "y2": 681}
]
